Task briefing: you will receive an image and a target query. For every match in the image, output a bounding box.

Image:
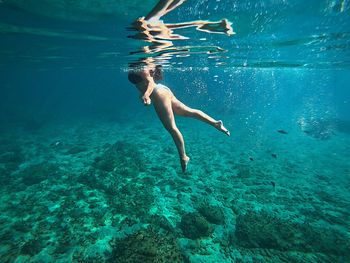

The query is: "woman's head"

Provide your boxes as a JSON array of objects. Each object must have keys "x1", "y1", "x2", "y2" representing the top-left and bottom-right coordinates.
[
  {"x1": 151, "y1": 65, "x2": 163, "y2": 81},
  {"x1": 127, "y1": 64, "x2": 163, "y2": 87},
  {"x1": 128, "y1": 71, "x2": 143, "y2": 85}
]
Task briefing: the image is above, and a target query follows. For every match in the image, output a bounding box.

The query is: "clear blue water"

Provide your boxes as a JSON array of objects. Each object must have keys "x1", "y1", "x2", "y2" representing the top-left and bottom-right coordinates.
[{"x1": 0, "y1": 0, "x2": 350, "y2": 262}]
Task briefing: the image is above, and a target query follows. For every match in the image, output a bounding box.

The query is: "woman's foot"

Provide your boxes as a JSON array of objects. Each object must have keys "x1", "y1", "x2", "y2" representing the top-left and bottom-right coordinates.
[
  {"x1": 180, "y1": 156, "x2": 190, "y2": 173},
  {"x1": 215, "y1": 120, "x2": 230, "y2": 136},
  {"x1": 197, "y1": 19, "x2": 235, "y2": 36}
]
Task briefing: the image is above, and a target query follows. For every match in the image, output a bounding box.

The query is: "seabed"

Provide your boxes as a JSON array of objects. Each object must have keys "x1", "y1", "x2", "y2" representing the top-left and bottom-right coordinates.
[{"x1": 0, "y1": 115, "x2": 349, "y2": 262}]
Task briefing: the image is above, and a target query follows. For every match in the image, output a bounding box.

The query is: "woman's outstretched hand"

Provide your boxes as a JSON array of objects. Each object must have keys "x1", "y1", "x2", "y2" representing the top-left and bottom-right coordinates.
[{"x1": 142, "y1": 94, "x2": 151, "y2": 105}]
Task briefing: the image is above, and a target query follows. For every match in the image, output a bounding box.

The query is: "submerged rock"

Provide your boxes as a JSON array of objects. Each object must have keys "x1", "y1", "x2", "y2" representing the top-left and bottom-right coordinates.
[
  {"x1": 0, "y1": 150, "x2": 23, "y2": 164},
  {"x1": 235, "y1": 210, "x2": 350, "y2": 257},
  {"x1": 18, "y1": 162, "x2": 60, "y2": 186},
  {"x1": 0, "y1": 142, "x2": 24, "y2": 177},
  {"x1": 20, "y1": 238, "x2": 43, "y2": 256},
  {"x1": 93, "y1": 141, "x2": 145, "y2": 174},
  {"x1": 78, "y1": 141, "x2": 153, "y2": 220},
  {"x1": 150, "y1": 215, "x2": 175, "y2": 233},
  {"x1": 65, "y1": 145, "x2": 87, "y2": 155},
  {"x1": 109, "y1": 227, "x2": 183, "y2": 263},
  {"x1": 197, "y1": 204, "x2": 225, "y2": 225},
  {"x1": 180, "y1": 212, "x2": 213, "y2": 239},
  {"x1": 0, "y1": 167, "x2": 11, "y2": 186}
]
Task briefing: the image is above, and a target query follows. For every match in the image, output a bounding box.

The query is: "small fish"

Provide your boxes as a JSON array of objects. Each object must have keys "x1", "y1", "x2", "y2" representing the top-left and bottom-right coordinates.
[
  {"x1": 277, "y1": 129, "x2": 288, "y2": 134},
  {"x1": 271, "y1": 153, "x2": 277, "y2": 158},
  {"x1": 249, "y1": 157, "x2": 254, "y2": 161},
  {"x1": 50, "y1": 141, "x2": 61, "y2": 147},
  {"x1": 271, "y1": 181, "x2": 276, "y2": 191}
]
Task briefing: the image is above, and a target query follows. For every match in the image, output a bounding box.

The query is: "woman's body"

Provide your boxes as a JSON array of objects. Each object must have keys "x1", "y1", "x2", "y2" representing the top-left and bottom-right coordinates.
[
  {"x1": 128, "y1": 66, "x2": 230, "y2": 173},
  {"x1": 127, "y1": 0, "x2": 232, "y2": 172}
]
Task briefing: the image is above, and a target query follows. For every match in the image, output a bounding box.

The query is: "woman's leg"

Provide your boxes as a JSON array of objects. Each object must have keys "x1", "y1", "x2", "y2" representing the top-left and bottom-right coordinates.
[
  {"x1": 166, "y1": 19, "x2": 234, "y2": 36},
  {"x1": 165, "y1": 0, "x2": 186, "y2": 14},
  {"x1": 145, "y1": 0, "x2": 185, "y2": 21},
  {"x1": 172, "y1": 97, "x2": 230, "y2": 136},
  {"x1": 153, "y1": 94, "x2": 190, "y2": 172},
  {"x1": 145, "y1": 0, "x2": 172, "y2": 21}
]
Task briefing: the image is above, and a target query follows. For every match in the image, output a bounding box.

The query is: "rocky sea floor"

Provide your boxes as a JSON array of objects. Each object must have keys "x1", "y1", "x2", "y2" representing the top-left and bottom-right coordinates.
[{"x1": 0, "y1": 115, "x2": 349, "y2": 262}]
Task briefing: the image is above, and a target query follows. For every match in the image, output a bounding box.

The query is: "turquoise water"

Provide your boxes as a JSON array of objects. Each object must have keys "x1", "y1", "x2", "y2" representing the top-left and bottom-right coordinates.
[{"x1": 0, "y1": 0, "x2": 350, "y2": 262}]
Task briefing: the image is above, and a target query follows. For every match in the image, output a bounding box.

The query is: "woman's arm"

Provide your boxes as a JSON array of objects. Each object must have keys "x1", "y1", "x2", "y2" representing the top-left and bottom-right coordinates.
[{"x1": 140, "y1": 69, "x2": 156, "y2": 105}]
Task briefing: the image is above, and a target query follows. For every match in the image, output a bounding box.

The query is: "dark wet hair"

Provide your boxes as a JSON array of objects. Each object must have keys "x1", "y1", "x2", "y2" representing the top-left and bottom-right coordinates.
[
  {"x1": 152, "y1": 65, "x2": 163, "y2": 80},
  {"x1": 128, "y1": 72, "x2": 143, "y2": 84}
]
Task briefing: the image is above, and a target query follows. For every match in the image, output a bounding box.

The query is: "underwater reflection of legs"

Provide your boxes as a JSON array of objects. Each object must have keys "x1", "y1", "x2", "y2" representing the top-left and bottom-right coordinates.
[
  {"x1": 129, "y1": 0, "x2": 234, "y2": 60},
  {"x1": 195, "y1": 19, "x2": 235, "y2": 36},
  {"x1": 145, "y1": 0, "x2": 187, "y2": 21},
  {"x1": 165, "y1": 19, "x2": 234, "y2": 35},
  {"x1": 142, "y1": 0, "x2": 234, "y2": 36}
]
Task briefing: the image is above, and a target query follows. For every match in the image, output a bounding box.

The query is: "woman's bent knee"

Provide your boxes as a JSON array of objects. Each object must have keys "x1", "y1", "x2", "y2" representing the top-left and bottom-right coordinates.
[{"x1": 165, "y1": 125, "x2": 178, "y2": 134}]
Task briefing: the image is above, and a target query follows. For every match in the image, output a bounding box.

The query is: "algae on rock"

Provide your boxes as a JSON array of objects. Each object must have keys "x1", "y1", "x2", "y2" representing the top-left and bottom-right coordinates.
[
  {"x1": 180, "y1": 212, "x2": 213, "y2": 239},
  {"x1": 235, "y1": 209, "x2": 350, "y2": 258},
  {"x1": 109, "y1": 227, "x2": 183, "y2": 263}
]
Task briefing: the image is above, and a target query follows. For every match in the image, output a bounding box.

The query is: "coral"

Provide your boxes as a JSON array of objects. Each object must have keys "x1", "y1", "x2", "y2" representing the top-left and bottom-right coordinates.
[
  {"x1": 77, "y1": 141, "x2": 153, "y2": 220},
  {"x1": 180, "y1": 212, "x2": 213, "y2": 239},
  {"x1": 77, "y1": 168, "x2": 107, "y2": 192},
  {"x1": 109, "y1": 227, "x2": 183, "y2": 263},
  {"x1": 235, "y1": 210, "x2": 350, "y2": 258},
  {"x1": 78, "y1": 172, "x2": 154, "y2": 219},
  {"x1": 235, "y1": 210, "x2": 293, "y2": 250},
  {"x1": 93, "y1": 141, "x2": 145, "y2": 174},
  {"x1": 111, "y1": 183, "x2": 154, "y2": 218}
]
